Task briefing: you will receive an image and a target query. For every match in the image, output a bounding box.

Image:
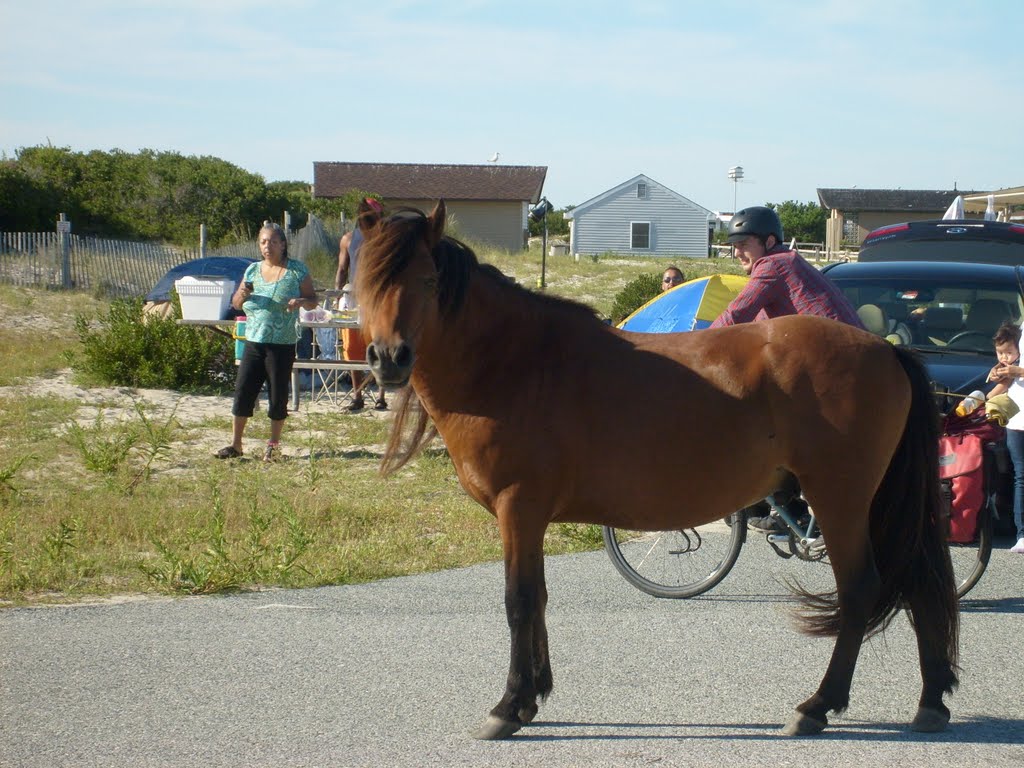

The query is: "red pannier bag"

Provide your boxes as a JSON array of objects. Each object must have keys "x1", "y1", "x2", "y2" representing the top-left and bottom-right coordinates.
[{"x1": 938, "y1": 432, "x2": 985, "y2": 544}]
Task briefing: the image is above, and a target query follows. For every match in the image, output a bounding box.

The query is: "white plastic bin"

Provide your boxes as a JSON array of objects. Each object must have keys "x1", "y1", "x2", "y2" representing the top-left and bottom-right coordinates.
[{"x1": 175, "y1": 277, "x2": 235, "y2": 320}]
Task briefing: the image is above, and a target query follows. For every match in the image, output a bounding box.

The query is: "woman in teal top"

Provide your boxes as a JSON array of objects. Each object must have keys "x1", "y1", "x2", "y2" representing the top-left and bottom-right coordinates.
[{"x1": 215, "y1": 221, "x2": 318, "y2": 462}]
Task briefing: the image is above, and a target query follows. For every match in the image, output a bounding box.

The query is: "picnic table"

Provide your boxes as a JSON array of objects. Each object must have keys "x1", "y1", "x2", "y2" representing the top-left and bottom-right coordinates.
[
  {"x1": 292, "y1": 314, "x2": 372, "y2": 410},
  {"x1": 177, "y1": 314, "x2": 372, "y2": 411}
]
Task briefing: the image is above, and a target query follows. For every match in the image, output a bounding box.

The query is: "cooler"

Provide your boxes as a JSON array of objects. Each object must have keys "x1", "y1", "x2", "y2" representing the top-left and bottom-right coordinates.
[
  {"x1": 175, "y1": 276, "x2": 235, "y2": 320},
  {"x1": 233, "y1": 316, "x2": 246, "y2": 361}
]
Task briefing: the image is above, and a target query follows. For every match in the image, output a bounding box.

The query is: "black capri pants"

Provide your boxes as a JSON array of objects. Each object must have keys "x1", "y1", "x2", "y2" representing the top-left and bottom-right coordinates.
[{"x1": 232, "y1": 341, "x2": 296, "y2": 422}]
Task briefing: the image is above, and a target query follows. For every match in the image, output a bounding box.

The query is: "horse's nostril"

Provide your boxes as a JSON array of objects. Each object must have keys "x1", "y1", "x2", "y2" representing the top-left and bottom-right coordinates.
[
  {"x1": 394, "y1": 343, "x2": 413, "y2": 368},
  {"x1": 366, "y1": 343, "x2": 380, "y2": 367}
]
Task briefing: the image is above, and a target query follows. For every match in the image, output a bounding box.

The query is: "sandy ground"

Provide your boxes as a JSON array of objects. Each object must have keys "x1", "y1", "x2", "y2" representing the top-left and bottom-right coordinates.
[
  {"x1": 0, "y1": 368, "x2": 392, "y2": 461},
  {"x1": 0, "y1": 284, "x2": 393, "y2": 460}
]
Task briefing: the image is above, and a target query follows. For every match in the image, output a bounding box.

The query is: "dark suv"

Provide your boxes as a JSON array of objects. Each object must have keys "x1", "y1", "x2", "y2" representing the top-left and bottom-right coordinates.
[
  {"x1": 822, "y1": 258, "x2": 1024, "y2": 539},
  {"x1": 822, "y1": 260, "x2": 1024, "y2": 399},
  {"x1": 859, "y1": 219, "x2": 1024, "y2": 266}
]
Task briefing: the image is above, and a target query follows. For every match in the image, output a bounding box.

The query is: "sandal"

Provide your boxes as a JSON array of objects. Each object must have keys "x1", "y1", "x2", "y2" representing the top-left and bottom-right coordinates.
[
  {"x1": 263, "y1": 441, "x2": 279, "y2": 463},
  {"x1": 215, "y1": 445, "x2": 243, "y2": 459},
  {"x1": 347, "y1": 396, "x2": 365, "y2": 412},
  {"x1": 374, "y1": 398, "x2": 388, "y2": 411}
]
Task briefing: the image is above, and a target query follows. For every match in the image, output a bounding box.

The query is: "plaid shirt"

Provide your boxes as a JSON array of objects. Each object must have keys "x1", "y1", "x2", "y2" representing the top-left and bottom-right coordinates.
[{"x1": 710, "y1": 247, "x2": 865, "y2": 330}]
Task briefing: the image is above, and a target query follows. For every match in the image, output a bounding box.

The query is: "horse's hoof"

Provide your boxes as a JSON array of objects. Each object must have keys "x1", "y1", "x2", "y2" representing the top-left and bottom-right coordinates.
[
  {"x1": 471, "y1": 715, "x2": 522, "y2": 740},
  {"x1": 911, "y1": 706, "x2": 950, "y2": 733},
  {"x1": 782, "y1": 712, "x2": 827, "y2": 736}
]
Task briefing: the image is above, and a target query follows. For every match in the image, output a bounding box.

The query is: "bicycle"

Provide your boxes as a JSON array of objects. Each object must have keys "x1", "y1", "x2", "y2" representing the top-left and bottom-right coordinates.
[{"x1": 603, "y1": 496, "x2": 992, "y2": 600}]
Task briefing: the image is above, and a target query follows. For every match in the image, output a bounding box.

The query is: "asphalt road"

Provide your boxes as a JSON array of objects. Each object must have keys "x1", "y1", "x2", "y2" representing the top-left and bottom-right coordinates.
[{"x1": 2, "y1": 537, "x2": 1022, "y2": 767}]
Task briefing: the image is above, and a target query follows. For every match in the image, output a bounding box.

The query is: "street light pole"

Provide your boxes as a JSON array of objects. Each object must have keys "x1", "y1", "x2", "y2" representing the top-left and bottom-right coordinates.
[{"x1": 529, "y1": 197, "x2": 552, "y2": 289}]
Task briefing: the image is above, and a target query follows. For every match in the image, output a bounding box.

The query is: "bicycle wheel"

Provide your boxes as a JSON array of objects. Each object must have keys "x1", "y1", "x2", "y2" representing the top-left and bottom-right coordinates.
[
  {"x1": 602, "y1": 514, "x2": 745, "y2": 599},
  {"x1": 949, "y1": 506, "x2": 993, "y2": 599}
]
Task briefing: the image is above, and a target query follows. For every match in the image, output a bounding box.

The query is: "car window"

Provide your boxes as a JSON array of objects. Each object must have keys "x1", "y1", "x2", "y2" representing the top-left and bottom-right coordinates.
[
  {"x1": 860, "y1": 238, "x2": 1024, "y2": 266},
  {"x1": 835, "y1": 279, "x2": 1023, "y2": 354}
]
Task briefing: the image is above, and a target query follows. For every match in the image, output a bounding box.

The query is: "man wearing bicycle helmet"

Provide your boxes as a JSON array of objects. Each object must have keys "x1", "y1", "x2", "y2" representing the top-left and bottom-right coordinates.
[
  {"x1": 711, "y1": 206, "x2": 864, "y2": 328},
  {"x1": 711, "y1": 206, "x2": 865, "y2": 532}
]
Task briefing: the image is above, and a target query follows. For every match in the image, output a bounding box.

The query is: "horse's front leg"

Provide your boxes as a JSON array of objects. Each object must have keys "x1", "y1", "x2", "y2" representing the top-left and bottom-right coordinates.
[{"x1": 472, "y1": 515, "x2": 548, "y2": 740}]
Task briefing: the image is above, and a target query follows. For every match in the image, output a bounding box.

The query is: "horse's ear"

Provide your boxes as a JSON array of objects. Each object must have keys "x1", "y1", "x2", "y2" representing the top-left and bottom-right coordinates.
[{"x1": 426, "y1": 200, "x2": 446, "y2": 249}]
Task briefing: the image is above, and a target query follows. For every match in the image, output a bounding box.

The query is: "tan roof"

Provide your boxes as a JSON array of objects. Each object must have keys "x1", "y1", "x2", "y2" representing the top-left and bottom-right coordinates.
[
  {"x1": 816, "y1": 188, "x2": 980, "y2": 212},
  {"x1": 312, "y1": 162, "x2": 547, "y2": 203}
]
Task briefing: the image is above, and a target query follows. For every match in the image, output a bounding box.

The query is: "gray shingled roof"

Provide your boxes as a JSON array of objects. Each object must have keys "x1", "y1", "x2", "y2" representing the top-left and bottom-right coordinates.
[
  {"x1": 816, "y1": 188, "x2": 981, "y2": 212},
  {"x1": 312, "y1": 162, "x2": 547, "y2": 203}
]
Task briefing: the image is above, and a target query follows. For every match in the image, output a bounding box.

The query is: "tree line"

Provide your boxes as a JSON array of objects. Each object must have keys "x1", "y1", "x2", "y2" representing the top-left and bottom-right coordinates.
[
  {"x1": 770, "y1": 200, "x2": 828, "y2": 244},
  {"x1": 0, "y1": 144, "x2": 827, "y2": 247},
  {"x1": 0, "y1": 146, "x2": 366, "y2": 247}
]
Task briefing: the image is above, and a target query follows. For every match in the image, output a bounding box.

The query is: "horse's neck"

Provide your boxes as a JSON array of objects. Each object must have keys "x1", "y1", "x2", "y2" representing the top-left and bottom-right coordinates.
[{"x1": 413, "y1": 273, "x2": 542, "y2": 415}]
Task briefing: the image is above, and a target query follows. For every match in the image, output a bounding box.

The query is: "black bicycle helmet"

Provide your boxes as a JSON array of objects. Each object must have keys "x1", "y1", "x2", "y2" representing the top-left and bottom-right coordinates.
[{"x1": 727, "y1": 206, "x2": 783, "y2": 244}]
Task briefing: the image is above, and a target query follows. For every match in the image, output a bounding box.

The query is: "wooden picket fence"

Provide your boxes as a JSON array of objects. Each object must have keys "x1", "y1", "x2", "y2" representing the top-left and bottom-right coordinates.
[
  {"x1": 0, "y1": 214, "x2": 335, "y2": 298},
  {"x1": 0, "y1": 231, "x2": 198, "y2": 298}
]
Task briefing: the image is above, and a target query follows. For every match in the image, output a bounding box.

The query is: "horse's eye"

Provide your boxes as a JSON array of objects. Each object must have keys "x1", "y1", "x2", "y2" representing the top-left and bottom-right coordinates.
[{"x1": 424, "y1": 277, "x2": 438, "y2": 291}]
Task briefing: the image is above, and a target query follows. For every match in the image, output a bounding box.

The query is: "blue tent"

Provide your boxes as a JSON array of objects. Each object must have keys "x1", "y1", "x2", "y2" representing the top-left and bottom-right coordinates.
[
  {"x1": 618, "y1": 274, "x2": 750, "y2": 333},
  {"x1": 146, "y1": 256, "x2": 257, "y2": 302}
]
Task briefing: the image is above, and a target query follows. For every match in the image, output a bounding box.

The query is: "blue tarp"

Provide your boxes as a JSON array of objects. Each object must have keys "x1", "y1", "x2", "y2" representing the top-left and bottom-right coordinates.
[{"x1": 146, "y1": 256, "x2": 257, "y2": 302}]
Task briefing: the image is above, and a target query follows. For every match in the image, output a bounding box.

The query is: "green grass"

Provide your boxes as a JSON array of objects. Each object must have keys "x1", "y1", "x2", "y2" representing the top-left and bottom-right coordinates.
[{"x1": 0, "y1": 251, "x2": 736, "y2": 605}]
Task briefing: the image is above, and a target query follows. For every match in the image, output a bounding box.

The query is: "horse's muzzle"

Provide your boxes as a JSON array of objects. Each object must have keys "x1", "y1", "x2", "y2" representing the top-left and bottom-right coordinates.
[{"x1": 366, "y1": 341, "x2": 414, "y2": 387}]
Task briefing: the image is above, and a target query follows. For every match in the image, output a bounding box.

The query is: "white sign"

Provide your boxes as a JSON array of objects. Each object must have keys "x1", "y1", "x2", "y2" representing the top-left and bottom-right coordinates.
[{"x1": 56, "y1": 220, "x2": 71, "y2": 233}]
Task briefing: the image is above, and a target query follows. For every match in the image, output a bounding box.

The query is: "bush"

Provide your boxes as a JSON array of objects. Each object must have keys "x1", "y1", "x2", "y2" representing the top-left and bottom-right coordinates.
[
  {"x1": 68, "y1": 298, "x2": 235, "y2": 391},
  {"x1": 302, "y1": 246, "x2": 338, "y2": 289},
  {"x1": 609, "y1": 272, "x2": 662, "y2": 325}
]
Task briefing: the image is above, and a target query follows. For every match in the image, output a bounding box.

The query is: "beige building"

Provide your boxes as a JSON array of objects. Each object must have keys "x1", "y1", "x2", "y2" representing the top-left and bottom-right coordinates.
[
  {"x1": 312, "y1": 162, "x2": 547, "y2": 252},
  {"x1": 816, "y1": 188, "x2": 981, "y2": 256}
]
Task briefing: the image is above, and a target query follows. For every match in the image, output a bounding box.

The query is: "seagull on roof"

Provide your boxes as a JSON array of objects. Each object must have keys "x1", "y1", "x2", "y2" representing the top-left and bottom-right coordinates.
[{"x1": 488, "y1": 152, "x2": 500, "y2": 163}]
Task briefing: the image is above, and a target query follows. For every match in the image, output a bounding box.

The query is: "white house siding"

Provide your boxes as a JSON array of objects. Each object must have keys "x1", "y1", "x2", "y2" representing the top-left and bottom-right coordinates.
[
  {"x1": 569, "y1": 176, "x2": 712, "y2": 258},
  {"x1": 387, "y1": 199, "x2": 526, "y2": 251}
]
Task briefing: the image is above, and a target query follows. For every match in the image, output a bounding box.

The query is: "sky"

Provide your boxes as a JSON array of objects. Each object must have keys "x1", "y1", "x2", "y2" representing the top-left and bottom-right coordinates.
[{"x1": 2, "y1": 0, "x2": 1023, "y2": 213}]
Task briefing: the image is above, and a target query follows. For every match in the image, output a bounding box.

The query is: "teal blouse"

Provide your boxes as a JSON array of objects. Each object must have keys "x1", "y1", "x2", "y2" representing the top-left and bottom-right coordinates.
[{"x1": 241, "y1": 259, "x2": 310, "y2": 345}]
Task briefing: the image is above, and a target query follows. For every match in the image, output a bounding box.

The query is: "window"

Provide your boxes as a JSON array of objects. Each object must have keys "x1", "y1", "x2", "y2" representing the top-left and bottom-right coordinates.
[
  {"x1": 637, "y1": 182, "x2": 648, "y2": 199},
  {"x1": 631, "y1": 222, "x2": 651, "y2": 249},
  {"x1": 842, "y1": 213, "x2": 860, "y2": 244}
]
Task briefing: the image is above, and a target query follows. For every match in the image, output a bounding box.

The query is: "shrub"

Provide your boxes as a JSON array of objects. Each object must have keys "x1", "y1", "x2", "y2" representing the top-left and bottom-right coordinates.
[
  {"x1": 68, "y1": 298, "x2": 235, "y2": 391},
  {"x1": 609, "y1": 272, "x2": 662, "y2": 325},
  {"x1": 302, "y1": 245, "x2": 337, "y2": 289}
]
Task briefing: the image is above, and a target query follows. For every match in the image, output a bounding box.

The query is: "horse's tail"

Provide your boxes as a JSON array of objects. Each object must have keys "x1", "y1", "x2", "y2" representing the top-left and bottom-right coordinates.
[{"x1": 797, "y1": 347, "x2": 959, "y2": 677}]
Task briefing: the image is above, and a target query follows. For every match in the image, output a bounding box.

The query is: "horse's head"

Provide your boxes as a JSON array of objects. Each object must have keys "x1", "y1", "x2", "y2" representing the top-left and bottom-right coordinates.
[{"x1": 356, "y1": 201, "x2": 449, "y2": 388}]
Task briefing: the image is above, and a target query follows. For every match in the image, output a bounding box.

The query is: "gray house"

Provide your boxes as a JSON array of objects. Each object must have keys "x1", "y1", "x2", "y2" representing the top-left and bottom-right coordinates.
[
  {"x1": 565, "y1": 174, "x2": 714, "y2": 258},
  {"x1": 312, "y1": 162, "x2": 547, "y2": 251}
]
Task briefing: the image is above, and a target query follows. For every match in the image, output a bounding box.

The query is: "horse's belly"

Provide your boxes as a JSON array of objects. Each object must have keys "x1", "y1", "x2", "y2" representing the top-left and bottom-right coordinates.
[{"x1": 553, "y1": 493, "x2": 750, "y2": 530}]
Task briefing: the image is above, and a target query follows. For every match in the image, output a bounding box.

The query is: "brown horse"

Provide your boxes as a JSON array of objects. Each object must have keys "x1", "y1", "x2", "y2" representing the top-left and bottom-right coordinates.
[{"x1": 356, "y1": 202, "x2": 959, "y2": 740}]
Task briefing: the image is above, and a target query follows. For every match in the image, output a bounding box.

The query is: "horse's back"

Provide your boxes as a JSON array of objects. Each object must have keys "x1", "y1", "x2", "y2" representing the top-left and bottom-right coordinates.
[{"x1": 556, "y1": 316, "x2": 911, "y2": 528}]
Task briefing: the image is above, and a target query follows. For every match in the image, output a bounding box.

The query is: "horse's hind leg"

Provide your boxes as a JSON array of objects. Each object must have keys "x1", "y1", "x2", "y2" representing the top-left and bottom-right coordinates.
[
  {"x1": 907, "y1": 592, "x2": 958, "y2": 732},
  {"x1": 785, "y1": 524, "x2": 880, "y2": 736}
]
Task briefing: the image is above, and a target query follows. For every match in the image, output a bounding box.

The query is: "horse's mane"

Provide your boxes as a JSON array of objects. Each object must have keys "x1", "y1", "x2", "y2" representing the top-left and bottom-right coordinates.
[
  {"x1": 361, "y1": 208, "x2": 598, "y2": 322},
  {"x1": 363, "y1": 209, "x2": 600, "y2": 475}
]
